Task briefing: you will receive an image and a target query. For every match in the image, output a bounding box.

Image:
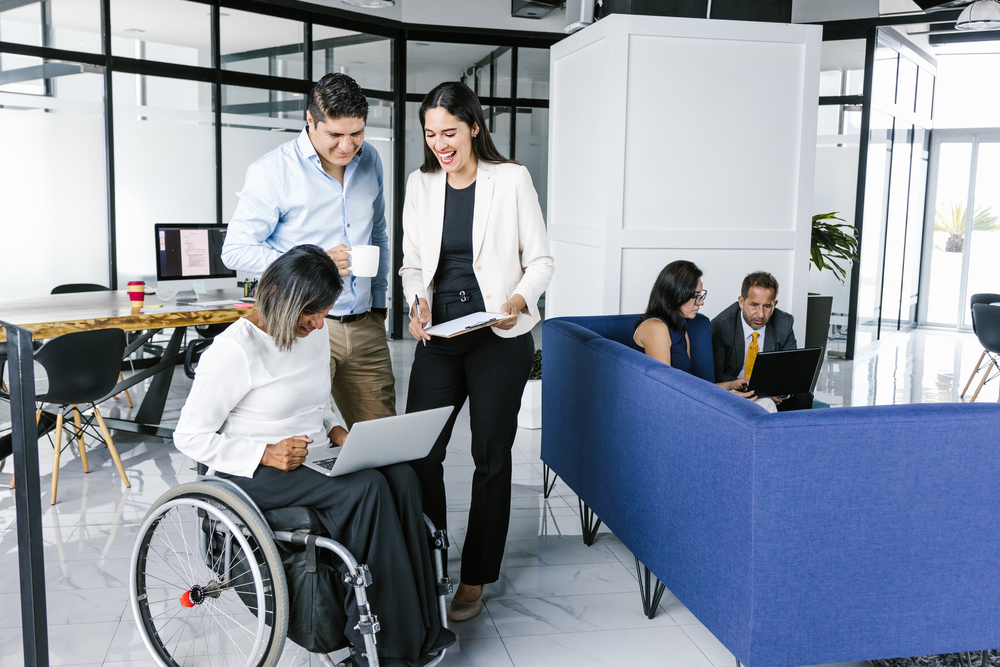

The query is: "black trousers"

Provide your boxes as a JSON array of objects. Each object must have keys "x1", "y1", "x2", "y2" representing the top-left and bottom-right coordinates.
[
  {"x1": 221, "y1": 464, "x2": 441, "y2": 661},
  {"x1": 406, "y1": 327, "x2": 534, "y2": 586}
]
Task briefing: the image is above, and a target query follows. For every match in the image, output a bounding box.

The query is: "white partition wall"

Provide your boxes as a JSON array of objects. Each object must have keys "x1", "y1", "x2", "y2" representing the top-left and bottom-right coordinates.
[{"x1": 546, "y1": 14, "x2": 821, "y2": 343}]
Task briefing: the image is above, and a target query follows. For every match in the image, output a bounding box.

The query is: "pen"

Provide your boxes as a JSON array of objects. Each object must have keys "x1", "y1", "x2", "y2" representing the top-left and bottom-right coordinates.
[{"x1": 414, "y1": 294, "x2": 427, "y2": 346}]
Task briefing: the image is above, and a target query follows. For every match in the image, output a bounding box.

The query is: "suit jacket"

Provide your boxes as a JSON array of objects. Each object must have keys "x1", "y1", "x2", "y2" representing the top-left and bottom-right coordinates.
[
  {"x1": 399, "y1": 161, "x2": 554, "y2": 338},
  {"x1": 711, "y1": 301, "x2": 797, "y2": 383}
]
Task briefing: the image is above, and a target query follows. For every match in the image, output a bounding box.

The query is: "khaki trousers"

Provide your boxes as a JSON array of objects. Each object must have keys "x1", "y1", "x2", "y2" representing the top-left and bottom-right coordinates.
[{"x1": 327, "y1": 312, "x2": 396, "y2": 428}]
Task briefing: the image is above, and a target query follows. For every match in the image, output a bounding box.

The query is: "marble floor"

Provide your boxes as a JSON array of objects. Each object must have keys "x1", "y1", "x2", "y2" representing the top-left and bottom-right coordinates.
[{"x1": 0, "y1": 324, "x2": 990, "y2": 666}]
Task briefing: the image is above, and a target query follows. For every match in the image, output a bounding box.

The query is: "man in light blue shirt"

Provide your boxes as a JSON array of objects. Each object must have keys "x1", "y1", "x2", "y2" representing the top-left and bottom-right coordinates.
[{"x1": 222, "y1": 73, "x2": 395, "y2": 427}]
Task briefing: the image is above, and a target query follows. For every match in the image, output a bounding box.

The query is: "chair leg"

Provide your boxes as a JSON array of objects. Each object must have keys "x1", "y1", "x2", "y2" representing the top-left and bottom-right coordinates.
[
  {"x1": 118, "y1": 373, "x2": 133, "y2": 408},
  {"x1": 51, "y1": 411, "x2": 64, "y2": 505},
  {"x1": 971, "y1": 364, "x2": 992, "y2": 402},
  {"x1": 962, "y1": 350, "x2": 988, "y2": 398},
  {"x1": 72, "y1": 405, "x2": 89, "y2": 474},
  {"x1": 543, "y1": 463, "x2": 558, "y2": 499},
  {"x1": 92, "y1": 407, "x2": 130, "y2": 488}
]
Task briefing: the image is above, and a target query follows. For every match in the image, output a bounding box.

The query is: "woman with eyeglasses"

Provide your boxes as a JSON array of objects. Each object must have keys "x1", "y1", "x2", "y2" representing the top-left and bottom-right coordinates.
[{"x1": 634, "y1": 260, "x2": 774, "y2": 409}]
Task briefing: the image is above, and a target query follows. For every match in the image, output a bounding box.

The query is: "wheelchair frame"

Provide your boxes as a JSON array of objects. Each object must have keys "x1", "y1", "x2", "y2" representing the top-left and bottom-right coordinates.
[{"x1": 129, "y1": 474, "x2": 454, "y2": 667}]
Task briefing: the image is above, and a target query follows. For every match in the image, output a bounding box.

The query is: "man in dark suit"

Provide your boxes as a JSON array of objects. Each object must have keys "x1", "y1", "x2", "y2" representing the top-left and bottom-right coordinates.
[{"x1": 711, "y1": 271, "x2": 812, "y2": 411}]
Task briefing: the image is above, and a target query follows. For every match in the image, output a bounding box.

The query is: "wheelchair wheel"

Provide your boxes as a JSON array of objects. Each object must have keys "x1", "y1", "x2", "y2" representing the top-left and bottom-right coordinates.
[{"x1": 130, "y1": 482, "x2": 289, "y2": 667}]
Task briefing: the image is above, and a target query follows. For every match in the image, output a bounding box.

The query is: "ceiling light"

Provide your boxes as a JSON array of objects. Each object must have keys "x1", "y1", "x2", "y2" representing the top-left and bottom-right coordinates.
[
  {"x1": 342, "y1": 0, "x2": 395, "y2": 8},
  {"x1": 124, "y1": 28, "x2": 145, "y2": 34},
  {"x1": 956, "y1": 0, "x2": 1000, "y2": 30}
]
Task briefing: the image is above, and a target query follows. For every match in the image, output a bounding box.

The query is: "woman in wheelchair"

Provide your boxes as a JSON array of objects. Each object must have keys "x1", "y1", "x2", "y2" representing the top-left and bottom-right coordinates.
[{"x1": 173, "y1": 244, "x2": 454, "y2": 666}]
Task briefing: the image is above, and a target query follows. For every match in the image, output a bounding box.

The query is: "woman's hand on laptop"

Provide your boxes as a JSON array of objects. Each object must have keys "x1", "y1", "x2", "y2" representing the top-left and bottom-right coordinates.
[
  {"x1": 329, "y1": 426, "x2": 349, "y2": 447},
  {"x1": 262, "y1": 435, "x2": 312, "y2": 471}
]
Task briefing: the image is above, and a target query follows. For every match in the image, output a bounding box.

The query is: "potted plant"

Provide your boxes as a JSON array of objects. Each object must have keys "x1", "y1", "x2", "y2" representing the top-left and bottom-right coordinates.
[
  {"x1": 935, "y1": 200, "x2": 999, "y2": 253},
  {"x1": 517, "y1": 348, "x2": 542, "y2": 429},
  {"x1": 810, "y1": 212, "x2": 859, "y2": 285},
  {"x1": 807, "y1": 213, "x2": 860, "y2": 358}
]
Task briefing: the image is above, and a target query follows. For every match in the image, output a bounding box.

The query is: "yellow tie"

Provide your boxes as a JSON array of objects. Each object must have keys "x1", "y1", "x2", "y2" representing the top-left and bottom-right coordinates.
[{"x1": 745, "y1": 332, "x2": 759, "y2": 378}]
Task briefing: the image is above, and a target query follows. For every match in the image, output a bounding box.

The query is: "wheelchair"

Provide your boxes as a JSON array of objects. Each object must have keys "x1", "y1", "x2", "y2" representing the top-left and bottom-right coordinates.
[{"x1": 128, "y1": 472, "x2": 454, "y2": 667}]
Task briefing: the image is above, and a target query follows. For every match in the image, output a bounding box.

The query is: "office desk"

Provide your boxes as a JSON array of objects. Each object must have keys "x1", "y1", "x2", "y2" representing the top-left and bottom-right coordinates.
[
  {"x1": 0, "y1": 289, "x2": 249, "y2": 440},
  {"x1": 0, "y1": 290, "x2": 244, "y2": 341}
]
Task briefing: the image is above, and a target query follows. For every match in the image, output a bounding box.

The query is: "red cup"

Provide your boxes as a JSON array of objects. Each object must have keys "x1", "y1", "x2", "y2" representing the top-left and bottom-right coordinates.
[{"x1": 128, "y1": 281, "x2": 145, "y2": 308}]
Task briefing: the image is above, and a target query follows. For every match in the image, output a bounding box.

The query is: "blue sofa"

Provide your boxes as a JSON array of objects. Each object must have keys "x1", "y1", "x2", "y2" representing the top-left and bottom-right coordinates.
[{"x1": 542, "y1": 314, "x2": 1000, "y2": 667}]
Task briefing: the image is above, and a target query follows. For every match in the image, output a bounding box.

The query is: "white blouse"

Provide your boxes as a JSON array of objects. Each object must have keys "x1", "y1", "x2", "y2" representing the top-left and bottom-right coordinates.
[{"x1": 173, "y1": 317, "x2": 345, "y2": 478}]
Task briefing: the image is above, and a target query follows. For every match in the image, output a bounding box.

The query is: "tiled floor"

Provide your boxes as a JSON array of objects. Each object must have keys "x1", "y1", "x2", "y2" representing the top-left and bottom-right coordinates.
[{"x1": 0, "y1": 325, "x2": 989, "y2": 666}]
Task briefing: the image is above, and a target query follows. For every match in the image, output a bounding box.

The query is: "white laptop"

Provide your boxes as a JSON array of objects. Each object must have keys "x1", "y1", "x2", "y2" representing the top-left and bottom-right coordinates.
[{"x1": 303, "y1": 407, "x2": 453, "y2": 477}]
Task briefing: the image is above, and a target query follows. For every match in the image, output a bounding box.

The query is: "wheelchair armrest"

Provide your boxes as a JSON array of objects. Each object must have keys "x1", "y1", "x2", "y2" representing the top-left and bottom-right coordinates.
[{"x1": 184, "y1": 338, "x2": 214, "y2": 380}]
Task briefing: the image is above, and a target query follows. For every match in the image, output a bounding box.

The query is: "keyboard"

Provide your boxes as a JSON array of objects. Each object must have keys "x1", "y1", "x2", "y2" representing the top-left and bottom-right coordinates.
[{"x1": 311, "y1": 457, "x2": 338, "y2": 471}]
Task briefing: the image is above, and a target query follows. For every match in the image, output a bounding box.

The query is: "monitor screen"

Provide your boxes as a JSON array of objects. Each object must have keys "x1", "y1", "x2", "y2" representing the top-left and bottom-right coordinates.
[{"x1": 155, "y1": 224, "x2": 236, "y2": 281}]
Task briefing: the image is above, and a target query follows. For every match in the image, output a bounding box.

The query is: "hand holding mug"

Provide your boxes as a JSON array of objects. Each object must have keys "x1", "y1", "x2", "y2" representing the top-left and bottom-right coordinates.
[{"x1": 326, "y1": 245, "x2": 351, "y2": 277}]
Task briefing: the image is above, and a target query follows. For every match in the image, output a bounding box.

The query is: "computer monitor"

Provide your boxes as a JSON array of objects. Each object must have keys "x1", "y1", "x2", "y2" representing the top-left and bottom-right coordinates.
[{"x1": 154, "y1": 223, "x2": 237, "y2": 301}]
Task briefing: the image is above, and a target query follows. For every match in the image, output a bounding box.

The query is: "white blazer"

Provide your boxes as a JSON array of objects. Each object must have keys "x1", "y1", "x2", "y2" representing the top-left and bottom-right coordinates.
[{"x1": 400, "y1": 161, "x2": 555, "y2": 339}]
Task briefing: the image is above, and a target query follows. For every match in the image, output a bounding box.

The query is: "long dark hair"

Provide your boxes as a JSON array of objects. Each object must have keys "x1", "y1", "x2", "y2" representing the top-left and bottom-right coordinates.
[
  {"x1": 635, "y1": 260, "x2": 703, "y2": 333},
  {"x1": 418, "y1": 81, "x2": 514, "y2": 173}
]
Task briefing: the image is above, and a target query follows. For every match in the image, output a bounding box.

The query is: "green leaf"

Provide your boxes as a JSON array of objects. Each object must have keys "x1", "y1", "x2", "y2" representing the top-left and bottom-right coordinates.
[{"x1": 811, "y1": 212, "x2": 859, "y2": 284}]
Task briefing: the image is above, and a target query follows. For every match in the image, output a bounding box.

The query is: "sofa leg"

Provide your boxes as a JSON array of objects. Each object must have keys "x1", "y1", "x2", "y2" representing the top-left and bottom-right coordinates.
[
  {"x1": 542, "y1": 463, "x2": 558, "y2": 499},
  {"x1": 578, "y1": 498, "x2": 602, "y2": 546},
  {"x1": 635, "y1": 557, "x2": 666, "y2": 619}
]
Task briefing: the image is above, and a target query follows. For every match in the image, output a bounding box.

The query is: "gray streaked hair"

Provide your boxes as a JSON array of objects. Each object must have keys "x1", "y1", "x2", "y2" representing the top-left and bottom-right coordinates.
[{"x1": 256, "y1": 245, "x2": 342, "y2": 351}]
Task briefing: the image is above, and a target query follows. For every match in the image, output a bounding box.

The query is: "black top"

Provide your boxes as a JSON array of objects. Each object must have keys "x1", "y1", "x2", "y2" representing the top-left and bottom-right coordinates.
[{"x1": 433, "y1": 181, "x2": 485, "y2": 323}]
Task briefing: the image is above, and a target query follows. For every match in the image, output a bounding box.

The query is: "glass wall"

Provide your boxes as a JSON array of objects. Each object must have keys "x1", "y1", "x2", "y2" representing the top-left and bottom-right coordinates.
[
  {"x1": 0, "y1": 4, "x2": 555, "y2": 333},
  {"x1": 923, "y1": 134, "x2": 1000, "y2": 328},
  {"x1": 0, "y1": 0, "x2": 102, "y2": 54},
  {"x1": 220, "y1": 9, "x2": 305, "y2": 79},
  {"x1": 0, "y1": 64, "x2": 108, "y2": 299},
  {"x1": 113, "y1": 74, "x2": 216, "y2": 286},
  {"x1": 516, "y1": 107, "x2": 549, "y2": 214},
  {"x1": 220, "y1": 85, "x2": 305, "y2": 224},
  {"x1": 110, "y1": 0, "x2": 211, "y2": 67},
  {"x1": 312, "y1": 25, "x2": 392, "y2": 90},
  {"x1": 811, "y1": 37, "x2": 865, "y2": 355},
  {"x1": 853, "y1": 29, "x2": 935, "y2": 348}
]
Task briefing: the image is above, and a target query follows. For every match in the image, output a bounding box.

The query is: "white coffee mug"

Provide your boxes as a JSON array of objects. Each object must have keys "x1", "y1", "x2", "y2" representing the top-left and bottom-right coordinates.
[{"x1": 347, "y1": 245, "x2": 380, "y2": 278}]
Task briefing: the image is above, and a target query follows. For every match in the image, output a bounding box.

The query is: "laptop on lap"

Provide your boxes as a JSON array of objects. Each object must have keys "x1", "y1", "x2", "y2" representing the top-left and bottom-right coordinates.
[
  {"x1": 745, "y1": 348, "x2": 823, "y2": 398},
  {"x1": 303, "y1": 407, "x2": 453, "y2": 477}
]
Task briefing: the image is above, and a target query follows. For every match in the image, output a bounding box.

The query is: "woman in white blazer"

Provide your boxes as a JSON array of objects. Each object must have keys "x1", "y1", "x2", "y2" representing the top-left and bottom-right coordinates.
[{"x1": 400, "y1": 81, "x2": 554, "y2": 622}]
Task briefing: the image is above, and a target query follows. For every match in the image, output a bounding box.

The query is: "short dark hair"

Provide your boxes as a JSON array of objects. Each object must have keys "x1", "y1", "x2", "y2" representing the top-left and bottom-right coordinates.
[
  {"x1": 636, "y1": 260, "x2": 703, "y2": 333},
  {"x1": 308, "y1": 73, "x2": 368, "y2": 124},
  {"x1": 418, "y1": 81, "x2": 514, "y2": 173},
  {"x1": 256, "y1": 245, "x2": 342, "y2": 351},
  {"x1": 741, "y1": 272, "x2": 779, "y2": 299}
]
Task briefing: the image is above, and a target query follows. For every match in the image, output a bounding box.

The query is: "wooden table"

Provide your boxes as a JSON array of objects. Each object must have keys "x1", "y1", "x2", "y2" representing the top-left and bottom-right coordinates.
[
  {"x1": 0, "y1": 289, "x2": 250, "y2": 439},
  {"x1": 0, "y1": 290, "x2": 245, "y2": 341}
]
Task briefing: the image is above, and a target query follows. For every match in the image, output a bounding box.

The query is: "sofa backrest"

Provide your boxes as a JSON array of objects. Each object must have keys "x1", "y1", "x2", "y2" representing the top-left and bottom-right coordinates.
[
  {"x1": 542, "y1": 313, "x2": 1000, "y2": 667},
  {"x1": 552, "y1": 313, "x2": 716, "y2": 383}
]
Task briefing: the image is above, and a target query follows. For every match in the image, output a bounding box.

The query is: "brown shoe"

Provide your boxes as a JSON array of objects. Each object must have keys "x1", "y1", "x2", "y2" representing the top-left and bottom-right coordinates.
[{"x1": 448, "y1": 596, "x2": 483, "y2": 622}]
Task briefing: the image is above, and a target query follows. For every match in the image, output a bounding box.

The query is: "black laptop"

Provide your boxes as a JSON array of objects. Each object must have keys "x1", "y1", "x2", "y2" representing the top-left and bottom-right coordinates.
[{"x1": 745, "y1": 348, "x2": 823, "y2": 397}]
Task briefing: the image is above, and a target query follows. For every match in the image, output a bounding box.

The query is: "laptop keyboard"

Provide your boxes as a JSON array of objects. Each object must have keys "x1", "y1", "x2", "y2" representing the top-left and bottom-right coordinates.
[{"x1": 312, "y1": 457, "x2": 338, "y2": 470}]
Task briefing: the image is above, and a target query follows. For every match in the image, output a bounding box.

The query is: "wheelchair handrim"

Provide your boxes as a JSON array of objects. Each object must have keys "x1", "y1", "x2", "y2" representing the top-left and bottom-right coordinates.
[{"x1": 130, "y1": 496, "x2": 269, "y2": 667}]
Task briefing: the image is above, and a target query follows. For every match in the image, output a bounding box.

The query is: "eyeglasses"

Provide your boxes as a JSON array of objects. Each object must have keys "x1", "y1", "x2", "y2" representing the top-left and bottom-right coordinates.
[{"x1": 691, "y1": 290, "x2": 708, "y2": 305}]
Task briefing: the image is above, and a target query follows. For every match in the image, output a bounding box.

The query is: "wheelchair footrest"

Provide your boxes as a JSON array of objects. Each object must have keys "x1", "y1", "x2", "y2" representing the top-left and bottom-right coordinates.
[{"x1": 436, "y1": 576, "x2": 454, "y2": 597}]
